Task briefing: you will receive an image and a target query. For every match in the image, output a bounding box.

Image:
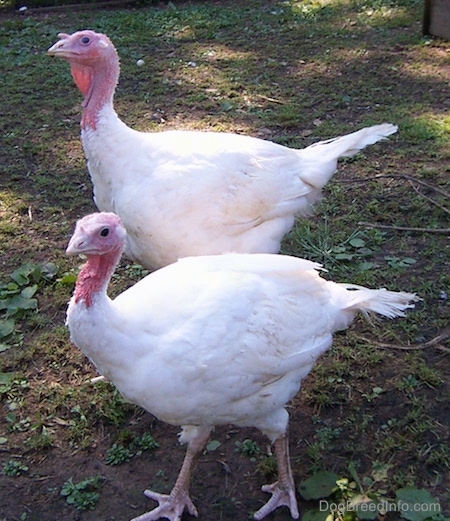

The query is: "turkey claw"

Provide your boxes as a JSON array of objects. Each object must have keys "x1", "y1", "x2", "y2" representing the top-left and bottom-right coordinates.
[
  {"x1": 130, "y1": 488, "x2": 198, "y2": 521},
  {"x1": 254, "y1": 481, "x2": 299, "y2": 520}
]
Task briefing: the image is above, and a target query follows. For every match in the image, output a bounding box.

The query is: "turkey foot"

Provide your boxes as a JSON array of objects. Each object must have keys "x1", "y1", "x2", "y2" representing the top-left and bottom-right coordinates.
[
  {"x1": 254, "y1": 435, "x2": 299, "y2": 520},
  {"x1": 130, "y1": 488, "x2": 198, "y2": 521},
  {"x1": 254, "y1": 480, "x2": 299, "y2": 520},
  {"x1": 130, "y1": 426, "x2": 212, "y2": 521}
]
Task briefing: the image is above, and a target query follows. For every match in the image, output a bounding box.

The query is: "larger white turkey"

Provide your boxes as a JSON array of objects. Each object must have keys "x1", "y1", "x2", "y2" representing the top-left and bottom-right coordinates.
[
  {"x1": 65, "y1": 212, "x2": 418, "y2": 521},
  {"x1": 48, "y1": 30, "x2": 398, "y2": 270}
]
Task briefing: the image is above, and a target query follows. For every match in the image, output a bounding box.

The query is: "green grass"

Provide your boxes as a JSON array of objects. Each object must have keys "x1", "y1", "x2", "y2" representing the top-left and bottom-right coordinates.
[{"x1": 0, "y1": 0, "x2": 449, "y2": 519}]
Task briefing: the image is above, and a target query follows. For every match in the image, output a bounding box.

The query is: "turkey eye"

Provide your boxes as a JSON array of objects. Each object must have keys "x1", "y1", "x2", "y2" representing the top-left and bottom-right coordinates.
[
  {"x1": 100, "y1": 227, "x2": 109, "y2": 237},
  {"x1": 80, "y1": 36, "x2": 90, "y2": 45}
]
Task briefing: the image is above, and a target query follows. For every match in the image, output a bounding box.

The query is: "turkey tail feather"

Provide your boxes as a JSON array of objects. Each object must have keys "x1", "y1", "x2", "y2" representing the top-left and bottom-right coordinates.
[
  {"x1": 307, "y1": 123, "x2": 398, "y2": 159},
  {"x1": 341, "y1": 285, "x2": 419, "y2": 319}
]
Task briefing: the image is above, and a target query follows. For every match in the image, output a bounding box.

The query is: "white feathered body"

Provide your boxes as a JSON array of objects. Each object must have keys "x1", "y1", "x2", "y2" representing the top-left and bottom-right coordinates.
[
  {"x1": 48, "y1": 30, "x2": 398, "y2": 270},
  {"x1": 83, "y1": 107, "x2": 397, "y2": 268},
  {"x1": 67, "y1": 253, "x2": 414, "y2": 441}
]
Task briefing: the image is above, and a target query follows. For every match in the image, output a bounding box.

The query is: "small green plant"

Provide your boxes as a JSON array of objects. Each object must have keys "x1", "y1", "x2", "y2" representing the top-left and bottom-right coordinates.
[
  {"x1": 106, "y1": 433, "x2": 160, "y2": 465},
  {"x1": 257, "y1": 455, "x2": 277, "y2": 478},
  {"x1": 2, "y1": 459, "x2": 29, "y2": 476},
  {"x1": 60, "y1": 475, "x2": 103, "y2": 511},
  {"x1": 0, "y1": 372, "x2": 18, "y2": 395},
  {"x1": 283, "y1": 223, "x2": 385, "y2": 277},
  {"x1": 305, "y1": 440, "x2": 325, "y2": 473},
  {"x1": 315, "y1": 427, "x2": 342, "y2": 449},
  {"x1": 124, "y1": 263, "x2": 150, "y2": 281},
  {"x1": 0, "y1": 262, "x2": 58, "y2": 351},
  {"x1": 362, "y1": 386, "x2": 385, "y2": 402},
  {"x1": 235, "y1": 438, "x2": 260, "y2": 457},
  {"x1": 406, "y1": 354, "x2": 444, "y2": 389},
  {"x1": 92, "y1": 386, "x2": 136, "y2": 426},
  {"x1": 130, "y1": 432, "x2": 159, "y2": 452},
  {"x1": 305, "y1": 426, "x2": 344, "y2": 471},
  {"x1": 298, "y1": 465, "x2": 443, "y2": 521},
  {"x1": 398, "y1": 374, "x2": 421, "y2": 393},
  {"x1": 57, "y1": 271, "x2": 78, "y2": 288},
  {"x1": 205, "y1": 439, "x2": 221, "y2": 452},
  {"x1": 6, "y1": 410, "x2": 32, "y2": 433},
  {"x1": 24, "y1": 429, "x2": 54, "y2": 451},
  {"x1": 105, "y1": 443, "x2": 133, "y2": 465},
  {"x1": 384, "y1": 256, "x2": 417, "y2": 270}
]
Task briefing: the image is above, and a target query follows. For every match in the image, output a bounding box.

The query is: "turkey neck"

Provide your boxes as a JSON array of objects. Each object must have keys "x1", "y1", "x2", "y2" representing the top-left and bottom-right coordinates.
[
  {"x1": 74, "y1": 247, "x2": 122, "y2": 307},
  {"x1": 70, "y1": 54, "x2": 119, "y2": 131}
]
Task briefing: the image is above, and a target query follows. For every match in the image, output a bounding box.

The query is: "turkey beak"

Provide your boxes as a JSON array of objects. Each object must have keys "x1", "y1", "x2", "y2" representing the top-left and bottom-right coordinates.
[
  {"x1": 47, "y1": 36, "x2": 69, "y2": 57},
  {"x1": 66, "y1": 234, "x2": 89, "y2": 256}
]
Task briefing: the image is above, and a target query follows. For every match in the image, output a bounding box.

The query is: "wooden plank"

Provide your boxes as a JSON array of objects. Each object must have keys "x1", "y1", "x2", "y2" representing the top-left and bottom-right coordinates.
[
  {"x1": 21, "y1": 0, "x2": 140, "y2": 13},
  {"x1": 423, "y1": 0, "x2": 450, "y2": 39},
  {"x1": 422, "y1": 0, "x2": 431, "y2": 34}
]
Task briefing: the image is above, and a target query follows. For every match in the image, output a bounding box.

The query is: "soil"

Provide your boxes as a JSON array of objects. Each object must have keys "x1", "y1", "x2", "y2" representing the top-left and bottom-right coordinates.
[{"x1": 1, "y1": 356, "x2": 448, "y2": 521}]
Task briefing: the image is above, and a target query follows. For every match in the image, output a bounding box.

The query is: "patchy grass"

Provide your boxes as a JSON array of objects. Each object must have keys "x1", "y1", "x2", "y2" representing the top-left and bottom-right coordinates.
[{"x1": 0, "y1": 0, "x2": 449, "y2": 520}]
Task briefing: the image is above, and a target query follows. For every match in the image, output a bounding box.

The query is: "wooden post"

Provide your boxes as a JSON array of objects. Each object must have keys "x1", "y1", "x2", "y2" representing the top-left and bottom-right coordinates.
[{"x1": 422, "y1": 0, "x2": 450, "y2": 39}]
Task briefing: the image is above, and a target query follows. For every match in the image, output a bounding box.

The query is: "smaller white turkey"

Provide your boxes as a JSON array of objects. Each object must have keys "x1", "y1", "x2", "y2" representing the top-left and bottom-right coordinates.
[
  {"x1": 48, "y1": 30, "x2": 398, "y2": 269},
  {"x1": 65, "y1": 212, "x2": 418, "y2": 521}
]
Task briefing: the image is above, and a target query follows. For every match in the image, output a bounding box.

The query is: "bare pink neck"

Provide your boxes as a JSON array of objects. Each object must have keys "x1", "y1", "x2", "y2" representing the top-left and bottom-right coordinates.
[
  {"x1": 70, "y1": 56, "x2": 119, "y2": 131},
  {"x1": 74, "y1": 248, "x2": 122, "y2": 307}
]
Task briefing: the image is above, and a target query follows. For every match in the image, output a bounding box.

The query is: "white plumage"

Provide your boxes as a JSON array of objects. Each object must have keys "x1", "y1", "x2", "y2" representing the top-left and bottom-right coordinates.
[
  {"x1": 48, "y1": 30, "x2": 398, "y2": 269},
  {"x1": 65, "y1": 212, "x2": 418, "y2": 521}
]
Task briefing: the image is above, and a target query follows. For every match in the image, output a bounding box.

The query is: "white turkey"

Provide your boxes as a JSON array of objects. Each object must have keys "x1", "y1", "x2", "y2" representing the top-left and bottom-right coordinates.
[
  {"x1": 48, "y1": 30, "x2": 398, "y2": 270},
  {"x1": 65, "y1": 212, "x2": 418, "y2": 521}
]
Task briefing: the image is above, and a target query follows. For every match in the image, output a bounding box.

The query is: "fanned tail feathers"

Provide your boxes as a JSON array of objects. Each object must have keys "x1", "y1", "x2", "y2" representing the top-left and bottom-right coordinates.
[
  {"x1": 342, "y1": 284, "x2": 419, "y2": 319},
  {"x1": 307, "y1": 123, "x2": 398, "y2": 159},
  {"x1": 299, "y1": 123, "x2": 398, "y2": 190}
]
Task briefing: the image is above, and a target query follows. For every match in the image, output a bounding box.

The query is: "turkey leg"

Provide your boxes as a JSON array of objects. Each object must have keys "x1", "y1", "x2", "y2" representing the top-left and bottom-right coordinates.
[
  {"x1": 131, "y1": 425, "x2": 212, "y2": 521},
  {"x1": 254, "y1": 434, "x2": 299, "y2": 520}
]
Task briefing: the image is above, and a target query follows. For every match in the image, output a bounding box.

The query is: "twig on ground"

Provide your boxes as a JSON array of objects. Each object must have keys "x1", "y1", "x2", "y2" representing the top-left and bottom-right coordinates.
[
  {"x1": 254, "y1": 94, "x2": 286, "y2": 104},
  {"x1": 355, "y1": 330, "x2": 450, "y2": 353},
  {"x1": 341, "y1": 173, "x2": 450, "y2": 199},
  {"x1": 407, "y1": 179, "x2": 450, "y2": 216},
  {"x1": 358, "y1": 221, "x2": 450, "y2": 234},
  {"x1": 341, "y1": 173, "x2": 449, "y2": 232}
]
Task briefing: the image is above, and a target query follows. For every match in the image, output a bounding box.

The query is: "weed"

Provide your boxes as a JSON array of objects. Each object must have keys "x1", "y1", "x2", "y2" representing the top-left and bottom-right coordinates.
[
  {"x1": 24, "y1": 428, "x2": 55, "y2": 451},
  {"x1": 384, "y1": 256, "x2": 418, "y2": 270},
  {"x1": 419, "y1": 443, "x2": 450, "y2": 469},
  {"x1": 2, "y1": 459, "x2": 29, "y2": 476},
  {"x1": 362, "y1": 386, "x2": 385, "y2": 402},
  {"x1": 0, "y1": 375, "x2": 28, "y2": 398},
  {"x1": 106, "y1": 432, "x2": 160, "y2": 465},
  {"x1": 305, "y1": 441, "x2": 325, "y2": 473},
  {"x1": 0, "y1": 262, "x2": 58, "y2": 350},
  {"x1": 315, "y1": 427, "x2": 342, "y2": 449},
  {"x1": 60, "y1": 475, "x2": 103, "y2": 511},
  {"x1": 235, "y1": 439, "x2": 260, "y2": 457},
  {"x1": 205, "y1": 439, "x2": 221, "y2": 452},
  {"x1": 105, "y1": 444, "x2": 133, "y2": 465},
  {"x1": 398, "y1": 374, "x2": 421, "y2": 393},
  {"x1": 89, "y1": 384, "x2": 137, "y2": 426},
  {"x1": 256, "y1": 455, "x2": 277, "y2": 479},
  {"x1": 123, "y1": 263, "x2": 150, "y2": 281},
  {"x1": 282, "y1": 222, "x2": 385, "y2": 278},
  {"x1": 131, "y1": 432, "x2": 159, "y2": 452},
  {"x1": 405, "y1": 354, "x2": 444, "y2": 389},
  {"x1": 299, "y1": 466, "x2": 443, "y2": 521}
]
